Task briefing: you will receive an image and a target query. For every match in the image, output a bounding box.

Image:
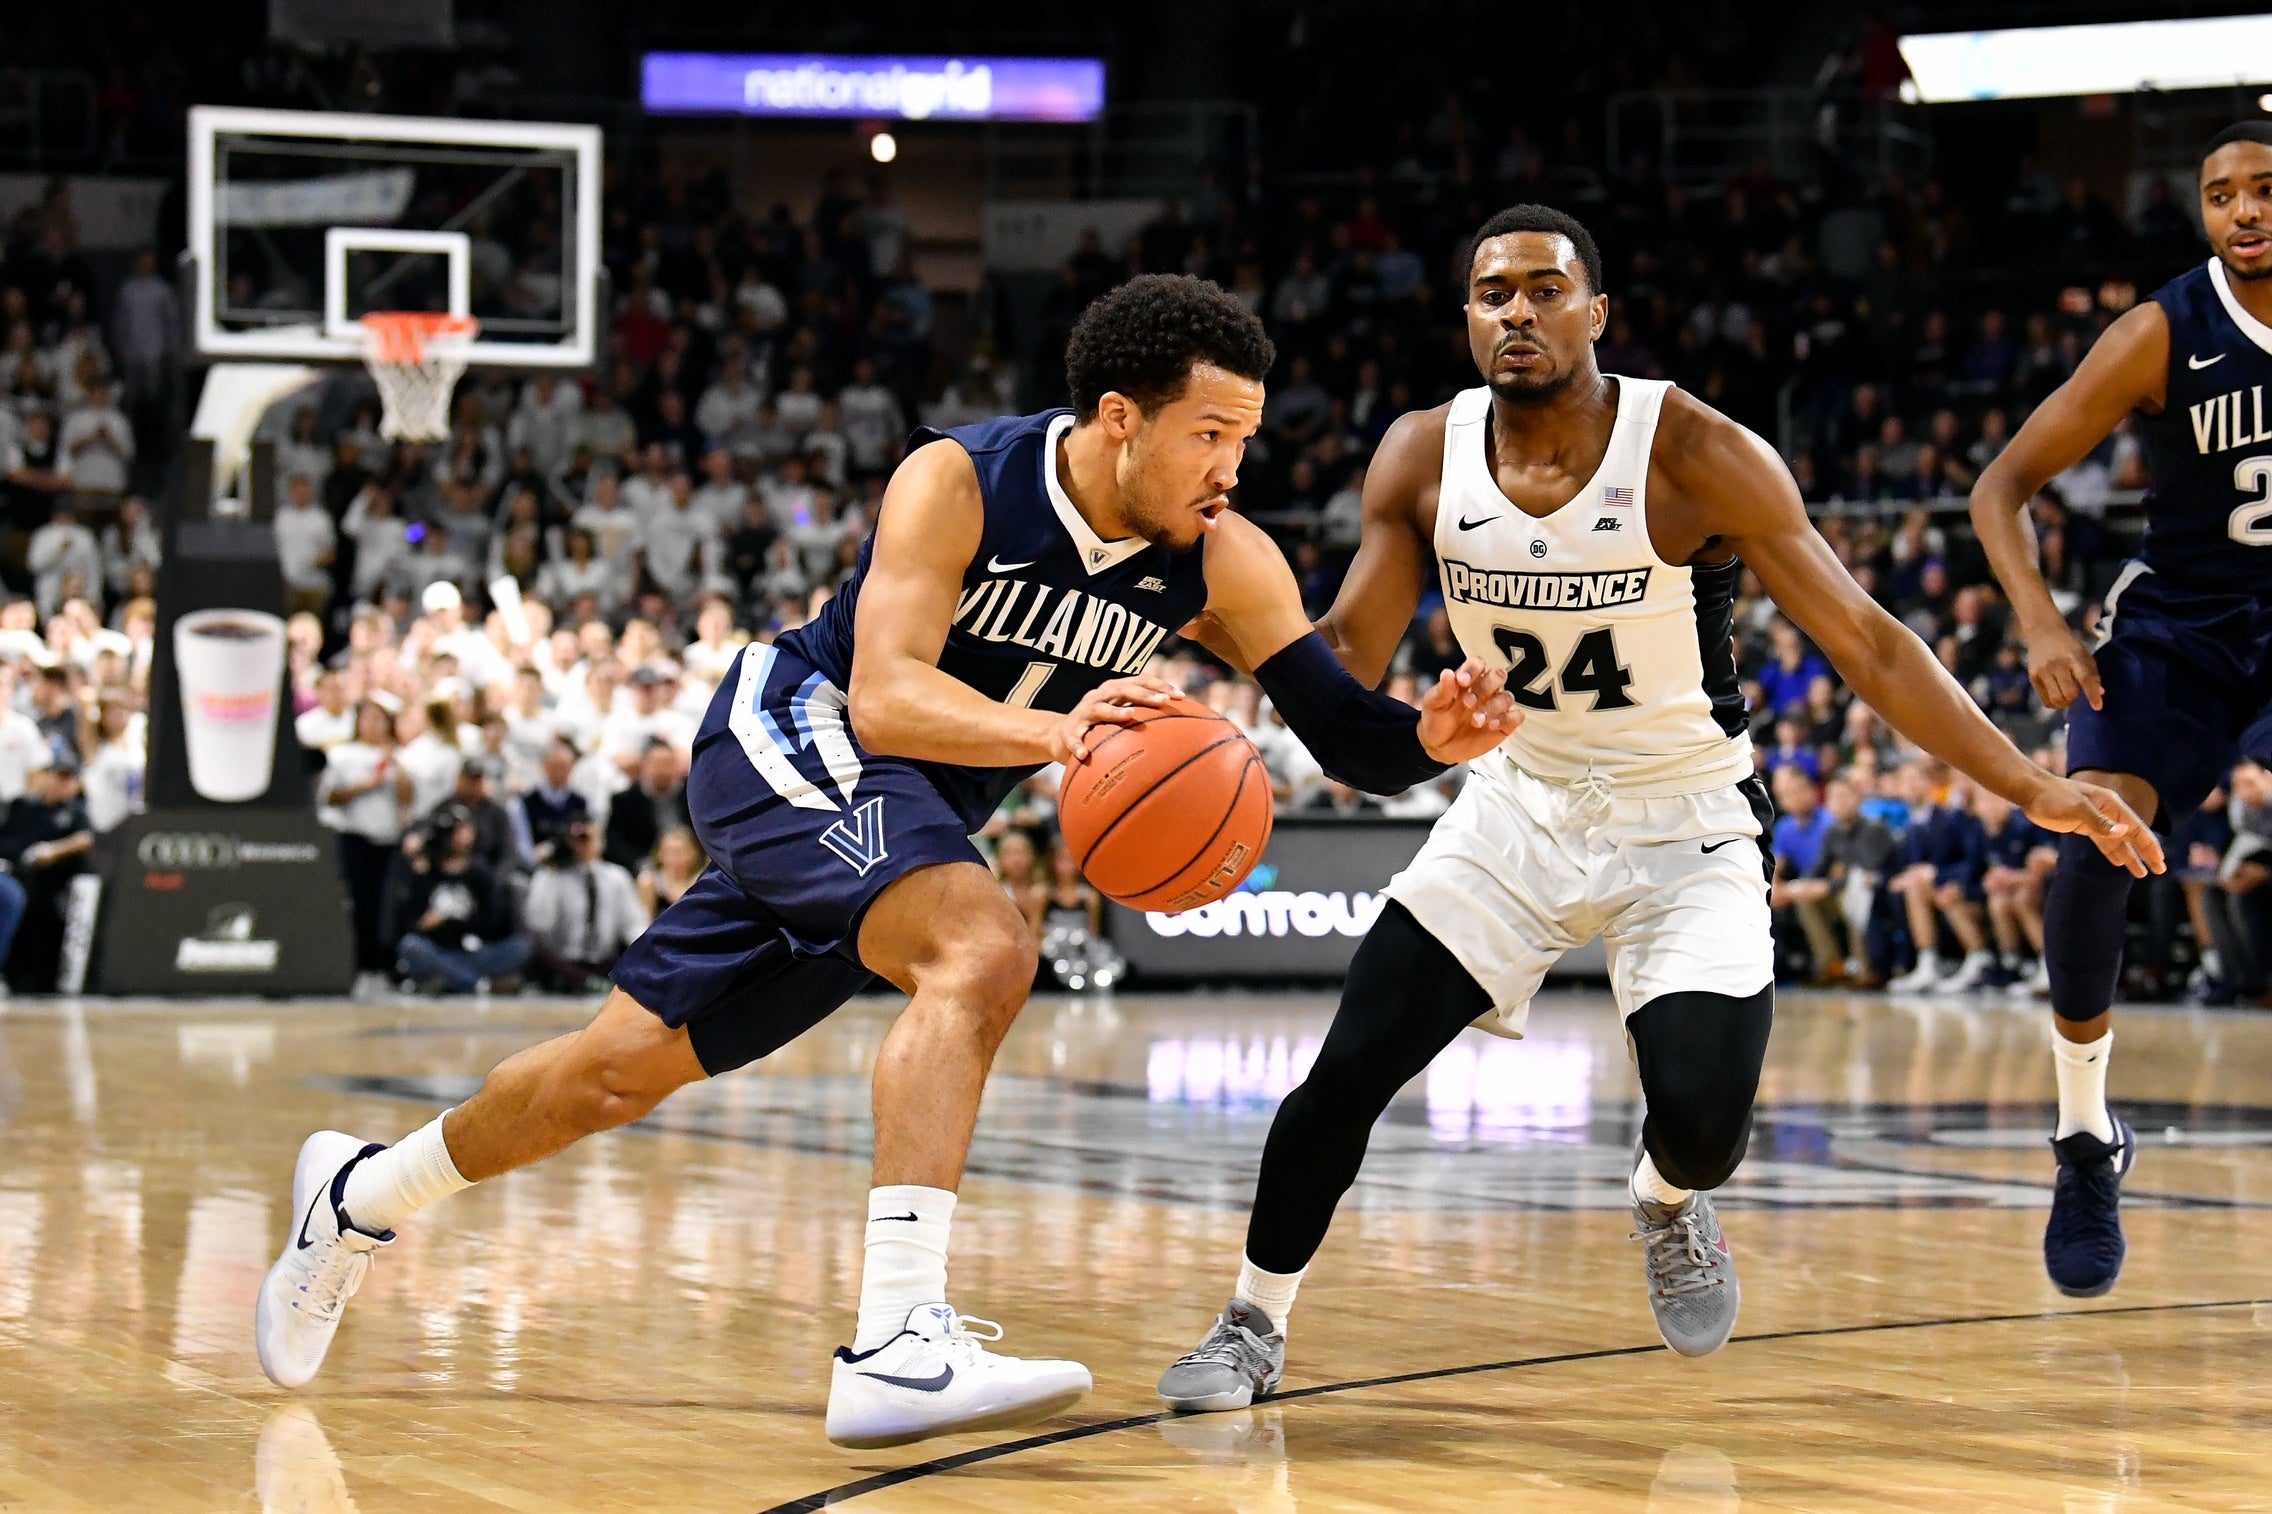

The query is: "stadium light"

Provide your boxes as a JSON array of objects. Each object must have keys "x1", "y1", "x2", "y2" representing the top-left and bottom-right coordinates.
[
  {"x1": 1899, "y1": 14, "x2": 2272, "y2": 102},
  {"x1": 870, "y1": 131, "x2": 898, "y2": 164}
]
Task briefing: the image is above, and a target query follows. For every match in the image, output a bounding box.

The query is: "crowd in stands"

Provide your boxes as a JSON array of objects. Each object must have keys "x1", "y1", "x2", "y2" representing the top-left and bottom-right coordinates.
[{"x1": 0, "y1": 30, "x2": 2263, "y2": 999}]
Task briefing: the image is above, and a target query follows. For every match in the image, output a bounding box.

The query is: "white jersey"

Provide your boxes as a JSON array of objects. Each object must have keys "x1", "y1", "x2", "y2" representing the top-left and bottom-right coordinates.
[{"x1": 1433, "y1": 378, "x2": 1752, "y2": 797}]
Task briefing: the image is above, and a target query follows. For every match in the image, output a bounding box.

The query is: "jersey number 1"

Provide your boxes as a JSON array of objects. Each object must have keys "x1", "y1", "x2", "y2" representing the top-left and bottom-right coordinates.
[
  {"x1": 1491, "y1": 626, "x2": 1637, "y2": 711},
  {"x1": 2228, "y1": 457, "x2": 2272, "y2": 545}
]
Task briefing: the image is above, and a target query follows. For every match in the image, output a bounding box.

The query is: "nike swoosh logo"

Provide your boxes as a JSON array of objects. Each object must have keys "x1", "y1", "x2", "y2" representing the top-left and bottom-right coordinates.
[
  {"x1": 1455, "y1": 514, "x2": 1500, "y2": 531},
  {"x1": 986, "y1": 555, "x2": 1036, "y2": 573},
  {"x1": 2189, "y1": 353, "x2": 2226, "y2": 370},
  {"x1": 859, "y1": 1365, "x2": 954, "y2": 1392},
  {"x1": 875, "y1": 1211, "x2": 921, "y2": 1223},
  {"x1": 295, "y1": 1193, "x2": 324, "y2": 1250},
  {"x1": 1700, "y1": 837, "x2": 1746, "y2": 854}
]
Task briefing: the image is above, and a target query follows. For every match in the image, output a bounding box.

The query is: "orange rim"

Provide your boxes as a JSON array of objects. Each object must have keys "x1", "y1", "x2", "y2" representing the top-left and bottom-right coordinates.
[{"x1": 359, "y1": 312, "x2": 478, "y2": 364}]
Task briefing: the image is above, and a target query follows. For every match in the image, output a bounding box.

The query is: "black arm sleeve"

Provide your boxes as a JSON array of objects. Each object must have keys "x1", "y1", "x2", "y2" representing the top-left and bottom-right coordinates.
[{"x1": 1251, "y1": 632, "x2": 1450, "y2": 796}]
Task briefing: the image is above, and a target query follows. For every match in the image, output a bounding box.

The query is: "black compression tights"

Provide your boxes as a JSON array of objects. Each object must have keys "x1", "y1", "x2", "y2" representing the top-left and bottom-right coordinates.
[{"x1": 1243, "y1": 901, "x2": 1775, "y2": 1274}]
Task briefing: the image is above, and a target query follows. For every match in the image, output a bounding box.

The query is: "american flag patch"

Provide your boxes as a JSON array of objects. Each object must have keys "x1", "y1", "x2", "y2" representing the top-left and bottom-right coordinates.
[{"x1": 1603, "y1": 486, "x2": 1634, "y2": 508}]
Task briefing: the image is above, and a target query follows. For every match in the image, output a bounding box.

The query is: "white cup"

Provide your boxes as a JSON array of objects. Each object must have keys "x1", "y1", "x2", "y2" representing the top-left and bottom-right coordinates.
[{"x1": 174, "y1": 608, "x2": 287, "y2": 803}]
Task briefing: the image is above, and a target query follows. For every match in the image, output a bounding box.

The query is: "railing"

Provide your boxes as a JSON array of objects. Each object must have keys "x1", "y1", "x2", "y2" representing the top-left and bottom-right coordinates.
[{"x1": 1604, "y1": 87, "x2": 1930, "y2": 190}]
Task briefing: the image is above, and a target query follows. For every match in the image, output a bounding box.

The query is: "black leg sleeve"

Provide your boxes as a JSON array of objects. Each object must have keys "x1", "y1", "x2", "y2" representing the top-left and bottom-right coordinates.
[
  {"x1": 1243, "y1": 901, "x2": 1494, "y2": 1274},
  {"x1": 1629, "y1": 986, "x2": 1775, "y2": 1193}
]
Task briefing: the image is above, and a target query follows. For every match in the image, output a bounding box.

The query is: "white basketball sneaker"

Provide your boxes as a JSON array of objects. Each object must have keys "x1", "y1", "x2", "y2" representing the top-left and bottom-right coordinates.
[
  {"x1": 256, "y1": 1131, "x2": 392, "y2": 1389},
  {"x1": 825, "y1": 1303, "x2": 1092, "y2": 1449}
]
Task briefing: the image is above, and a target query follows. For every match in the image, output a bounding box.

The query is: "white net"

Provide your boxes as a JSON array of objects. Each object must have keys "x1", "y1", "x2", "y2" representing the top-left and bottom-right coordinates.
[{"x1": 359, "y1": 313, "x2": 478, "y2": 442}]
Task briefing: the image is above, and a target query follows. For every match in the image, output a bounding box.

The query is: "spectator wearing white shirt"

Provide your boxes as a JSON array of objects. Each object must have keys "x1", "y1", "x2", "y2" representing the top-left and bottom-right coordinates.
[
  {"x1": 759, "y1": 453, "x2": 819, "y2": 533},
  {"x1": 836, "y1": 360, "x2": 906, "y2": 477},
  {"x1": 108, "y1": 249, "x2": 179, "y2": 411},
  {"x1": 509, "y1": 373, "x2": 583, "y2": 476},
  {"x1": 642, "y1": 472, "x2": 726, "y2": 608},
  {"x1": 274, "y1": 474, "x2": 337, "y2": 616},
  {"x1": 802, "y1": 399, "x2": 850, "y2": 489},
  {"x1": 772, "y1": 365, "x2": 822, "y2": 435},
  {"x1": 27, "y1": 503, "x2": 100, "y2": 619},
  {"x1": 396, "y1": 696, "x2": 470, "y2": 827},
  {"x1": 343, "y1": 480, "x2": 410, "y2": 601},
  {"x1": 422, "y1": 581, "x2": 512, "y2": 690},
  {"x1": 574, "y1": 388, "x2": 637, "y2": 462},
  {"x1": 276, "y1": 406, "x2": 331, "y2": 495},
  {"x1": 79, "y1": 696, "x2": 145, "y2": 833},
  {"x1": 620, "y1": 443, "x2": 676, "y2": 520},
  {"x1": 689, "y1": 446, "x2": 749, "y2": 535},
  {"x1": 534, "y1": 528, "x2": 622, "y2": 616},
  {"x1": 0, "y1": 670, "x2": 51, "y2": 802},
  {"x1": 319, "y1": 700, "x2": 415, "y2": 982},
  {"x1": 600, "y1": 668, "x2": 695, "y2": 774},
  {"x1": 59, "y1": 381, "x2": 133, "y2": 498},
  {"x1": 734, "y1": 271, "x2": 789, "y2": 334},
  {"x1": 295, "y1": 669, "x2": 358, "y2": 755},
  {"x1": 695, "y1": 363, "x2": 762, "y2": 448},
  {"x1": 571, "y1": 472, "x2": 642, "y2": 586}
]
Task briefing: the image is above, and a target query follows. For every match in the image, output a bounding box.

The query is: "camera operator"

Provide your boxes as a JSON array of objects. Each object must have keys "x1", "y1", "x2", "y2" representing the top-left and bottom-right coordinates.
[
  {"x1": 523, "y1": 815, "x2": 649, "y2": 993},
  {"x1": 389, "y1": 802, "x2": 529, "y2": 994}
]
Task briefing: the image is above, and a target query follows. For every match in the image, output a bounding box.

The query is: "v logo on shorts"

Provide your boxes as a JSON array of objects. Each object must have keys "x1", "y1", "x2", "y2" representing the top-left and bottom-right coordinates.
[{"x1": 820, "y1": 796, "x2": 890, "y2": 875}]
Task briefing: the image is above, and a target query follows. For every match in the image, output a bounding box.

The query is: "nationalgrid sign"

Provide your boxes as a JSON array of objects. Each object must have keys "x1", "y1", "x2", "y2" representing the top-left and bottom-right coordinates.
[{"x1": 640, "y1": 53, "x2": 1107, "y2": 123}]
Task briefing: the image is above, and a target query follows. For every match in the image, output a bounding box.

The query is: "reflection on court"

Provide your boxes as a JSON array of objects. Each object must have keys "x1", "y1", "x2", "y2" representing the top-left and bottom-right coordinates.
[{"x1": 1, "y1": 989, "x2": 2269, "y2": 1511}]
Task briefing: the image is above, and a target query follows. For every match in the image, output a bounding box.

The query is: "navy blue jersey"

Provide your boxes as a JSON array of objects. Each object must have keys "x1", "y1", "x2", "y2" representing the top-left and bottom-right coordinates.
[
  {"x1": 2138, "y1": 260, "x2": 2272, "y2": 593},
  {"x1": 777, "y1": 408, "x2": 1209, "y2": 828}
]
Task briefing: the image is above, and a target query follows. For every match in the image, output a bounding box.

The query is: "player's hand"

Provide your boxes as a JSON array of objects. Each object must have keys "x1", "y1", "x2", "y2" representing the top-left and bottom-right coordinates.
[
  {"x1": 1049, "y1": 673, "x2": 1177, "y2": 764},
  {"x1": 1415, "y1": 657, "x2": 1521, "y2": 764},
  {"x1": 2026, "y1": 622, "x2": 2103, "y2": 711},
  {"x1": 2024, "y1": 778, "x2": 2163, "y2": 878}
]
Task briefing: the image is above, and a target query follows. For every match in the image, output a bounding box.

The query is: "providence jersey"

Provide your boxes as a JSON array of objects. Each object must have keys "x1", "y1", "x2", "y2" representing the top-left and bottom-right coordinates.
[
  {"x1": 1433, "y1": 378, "x2": 1753, "y2": 795},
  {"x1": 779, "y1": 408, "x2": 1208, "y2": 827},
  {"x1": 2138, "y1": 259, "x2": 2272, "y2": 594}
]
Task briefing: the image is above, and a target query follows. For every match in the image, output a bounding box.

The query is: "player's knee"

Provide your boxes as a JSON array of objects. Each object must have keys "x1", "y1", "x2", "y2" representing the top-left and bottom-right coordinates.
[
  {"x1": 926, "y1": 917, "x2": 1039, "y2": 1036},
  {"x1": 1630, "y1": 987, "x2": 1773, "y2": 1192}
]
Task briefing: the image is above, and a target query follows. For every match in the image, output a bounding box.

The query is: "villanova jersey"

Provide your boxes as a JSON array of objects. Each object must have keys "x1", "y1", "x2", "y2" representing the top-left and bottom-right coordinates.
[
  {"x1": 2137, "y1": 259, "x2": 2272, "y2": 593},
  {"x1": 778, "y1": 408, "x2": 1209, "y2": 828}
]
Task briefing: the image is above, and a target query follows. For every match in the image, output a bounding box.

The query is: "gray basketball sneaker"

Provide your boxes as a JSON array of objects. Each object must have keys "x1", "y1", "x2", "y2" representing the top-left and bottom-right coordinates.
[
  {"x1": 1158, "y1": 1298, "x2": 1286, "y2": 1412},
  {"x1": 1629, "y1": 1190, "x2": 1741, "y2": 1357}
]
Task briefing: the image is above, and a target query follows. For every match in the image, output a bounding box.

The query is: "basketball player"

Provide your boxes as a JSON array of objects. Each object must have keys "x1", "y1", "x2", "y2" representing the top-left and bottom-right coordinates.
[
  {"x1": 1969, "y1": 123, "x2": 2272, "y2": 1298},
  {"x1": 255, "y1": 275, "x2": 1520, "y2": 1449},
  {"x1": 1157, "y1": 206, "x2": 2162, "y2": 1411}
]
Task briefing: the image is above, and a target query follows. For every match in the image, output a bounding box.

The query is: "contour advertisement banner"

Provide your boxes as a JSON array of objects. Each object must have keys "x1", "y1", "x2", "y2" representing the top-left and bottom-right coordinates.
[{"x1": 1108, "y1": 817, "x2": 1608, "y2": 983}]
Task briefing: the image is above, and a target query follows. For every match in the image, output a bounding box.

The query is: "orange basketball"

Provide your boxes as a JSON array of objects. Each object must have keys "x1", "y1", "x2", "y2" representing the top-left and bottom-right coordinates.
[{"x1": 1057, "y1": 692, "x2": 1275, "y2": 912}]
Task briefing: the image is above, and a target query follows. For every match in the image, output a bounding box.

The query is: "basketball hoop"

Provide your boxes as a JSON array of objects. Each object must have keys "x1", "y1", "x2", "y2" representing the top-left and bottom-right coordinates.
[{"x1": 357, "y1": 312, "x2": 478, "y2": 443}]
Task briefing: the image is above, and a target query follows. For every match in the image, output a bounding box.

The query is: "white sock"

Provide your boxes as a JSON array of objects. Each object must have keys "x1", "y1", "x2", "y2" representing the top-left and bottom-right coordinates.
[
  {"x1": 1632, "y1": 1149, "x2": 1692, "y2": 1208},
  {"x1": 340, "y1": 1112, "x2": 471, "y2": 1234},
  {"x1": 1234, "y1": 1255, "x2": 1305, "y2": 1335},
  {"x1": 2054, "y1": 1032, "x2": 2115, "y2": 1142},
  {"x1": 853, "y1": 1185, "x2": 956, "y2": 1352}
]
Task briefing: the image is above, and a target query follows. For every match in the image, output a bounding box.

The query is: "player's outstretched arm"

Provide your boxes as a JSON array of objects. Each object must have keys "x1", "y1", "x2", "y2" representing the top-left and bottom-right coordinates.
[
  {"x1": 1181, "y1": 510, "x2": 1517, "y2": 791},
  {"x1": 1969, "y1": 301, "x2": 2169, "y2": 711},
  {"x1": 1313, "y1": 408, "x2": 1446, "y2": 687},
  {"x1": 847, "y1": 440, "x2": 1169, "y2": 767},
  {"x1": 1661, "y1": 400, "x2": 2163, "y2": 878}
]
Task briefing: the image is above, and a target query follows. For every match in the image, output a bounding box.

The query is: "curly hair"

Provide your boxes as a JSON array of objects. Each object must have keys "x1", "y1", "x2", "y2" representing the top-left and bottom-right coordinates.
[
  {"x1": 1465, "y1": 204, "x2": 1605, "y2": 296},
  {"x1": 1063, "y1": 274, "x2": 1275, "y2": 421}
]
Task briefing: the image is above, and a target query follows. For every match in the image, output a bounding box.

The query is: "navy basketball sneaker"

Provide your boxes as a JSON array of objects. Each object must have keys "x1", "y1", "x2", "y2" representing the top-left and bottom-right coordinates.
[{"x1": 2044, "y1": 1112, "x2": 2136, "y2": 1298}]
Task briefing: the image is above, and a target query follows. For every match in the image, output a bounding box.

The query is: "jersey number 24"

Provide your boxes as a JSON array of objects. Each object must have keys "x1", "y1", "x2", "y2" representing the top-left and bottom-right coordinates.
[
  {"x1": 1490, "y1": 626, "x2": 1637, "y2": 711},
  {"x1": 2228, "y1": 457, "x2": 2272, "y2": 545}
]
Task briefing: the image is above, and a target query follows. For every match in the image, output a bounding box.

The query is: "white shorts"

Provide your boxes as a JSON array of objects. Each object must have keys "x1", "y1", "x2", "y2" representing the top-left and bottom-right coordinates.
[{"x1": 1382, "y1": 762, "x2": 1774, "y2": 1038}]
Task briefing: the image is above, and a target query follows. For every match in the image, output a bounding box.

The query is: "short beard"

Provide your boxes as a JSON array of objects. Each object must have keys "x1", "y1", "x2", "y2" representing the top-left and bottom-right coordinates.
[
  {"x1": 1484, "y1": 363, "x2": 1584, "y2": 404},
  {"x1": 2224, "y1": 249, "x2": 2272, "y2": 281}
]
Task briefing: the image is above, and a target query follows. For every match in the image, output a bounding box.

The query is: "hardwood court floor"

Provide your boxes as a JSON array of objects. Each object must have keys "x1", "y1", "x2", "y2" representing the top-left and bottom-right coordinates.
[{"x1": 3, "y1": 988, "x2": 2270, "y2": 1512}]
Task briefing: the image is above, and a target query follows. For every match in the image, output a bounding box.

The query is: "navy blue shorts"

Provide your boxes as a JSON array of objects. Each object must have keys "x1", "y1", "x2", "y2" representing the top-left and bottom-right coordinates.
[
  {"x1": 610, "y1": 642, "x2": 986, "y2": 1075},
  {"x1": 2065, "y1": 566, "x2": 2272, "y2": 825}
]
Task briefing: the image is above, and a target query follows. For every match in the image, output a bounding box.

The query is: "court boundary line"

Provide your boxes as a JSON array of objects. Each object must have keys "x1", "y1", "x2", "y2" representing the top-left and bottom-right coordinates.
[{"x1": 753, "y1": 1295, "x2": 2270, "y2": 1512}]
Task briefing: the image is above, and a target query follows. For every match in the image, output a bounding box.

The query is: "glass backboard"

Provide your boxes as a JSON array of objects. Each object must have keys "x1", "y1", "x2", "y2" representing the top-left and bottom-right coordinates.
[{"x1": 187, "y1": 105, "x2": 602, "y2": 369}]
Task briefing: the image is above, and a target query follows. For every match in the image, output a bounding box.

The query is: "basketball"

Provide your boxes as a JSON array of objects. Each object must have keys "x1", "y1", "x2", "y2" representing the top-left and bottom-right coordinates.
[{"x1": 1057, "y1": 693, "x2": 1274, "y2": 912}]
